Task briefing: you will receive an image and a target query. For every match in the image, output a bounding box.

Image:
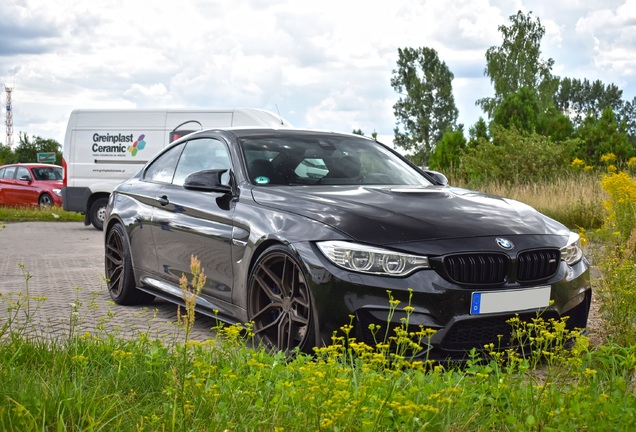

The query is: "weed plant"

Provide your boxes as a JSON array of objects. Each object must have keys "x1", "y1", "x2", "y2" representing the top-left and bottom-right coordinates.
[{"x1": 594, "y1": 170, "x2": 636, "y2": 345}]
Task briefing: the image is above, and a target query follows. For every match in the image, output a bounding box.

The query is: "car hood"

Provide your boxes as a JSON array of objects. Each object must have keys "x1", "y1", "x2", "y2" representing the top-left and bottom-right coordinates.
[{"x1": 250, "y1": 185, "x2": 569, "y2": 244}]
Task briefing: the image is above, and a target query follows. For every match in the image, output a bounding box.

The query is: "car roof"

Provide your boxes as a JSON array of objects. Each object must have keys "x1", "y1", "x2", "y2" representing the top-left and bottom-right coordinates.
[
  {"x1": 0, "y1": 163, "x2": 62, "y2": 169},
  {"x1": 183, "y1": 127, "x2": 375, "y2": 141}
]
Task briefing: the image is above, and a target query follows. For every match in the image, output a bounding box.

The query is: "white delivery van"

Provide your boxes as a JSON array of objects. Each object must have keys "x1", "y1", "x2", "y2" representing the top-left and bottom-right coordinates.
[{"x1": 62, "y1": 108, "x2": 289, "y2": 230}]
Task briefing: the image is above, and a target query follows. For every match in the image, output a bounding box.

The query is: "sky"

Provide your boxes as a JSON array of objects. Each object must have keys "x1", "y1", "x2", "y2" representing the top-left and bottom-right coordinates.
[{"x1": 1, "y1": 0, "x2": 636, "y2": 150}]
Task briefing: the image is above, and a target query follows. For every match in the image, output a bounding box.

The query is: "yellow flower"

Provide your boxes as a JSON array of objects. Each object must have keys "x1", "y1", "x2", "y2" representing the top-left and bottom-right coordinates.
[
  {"x1": 600, "y1": 152, "x2": 617, "y2": 165},
  {"x1": 570, "y1": 157, "x2": 585, "y2": 169}
]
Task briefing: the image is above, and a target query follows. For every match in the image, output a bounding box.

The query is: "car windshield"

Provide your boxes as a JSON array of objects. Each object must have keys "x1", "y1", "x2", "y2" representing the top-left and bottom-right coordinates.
[
  {"x1": 240, "y1": 135, "x2": 432, "y2": 186},
  {"x1": 32, "y1": 167, "x2": 63, "y2": 181}
]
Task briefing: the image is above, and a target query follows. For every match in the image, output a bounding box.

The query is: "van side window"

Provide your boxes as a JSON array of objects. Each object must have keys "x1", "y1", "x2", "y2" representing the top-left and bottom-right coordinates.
[
  {"x1": 143, "y1": 144, "x2": 184, "y2": 184},
  {"x1": 172, "y1": 138, "x2": 231, "y2": 186}
]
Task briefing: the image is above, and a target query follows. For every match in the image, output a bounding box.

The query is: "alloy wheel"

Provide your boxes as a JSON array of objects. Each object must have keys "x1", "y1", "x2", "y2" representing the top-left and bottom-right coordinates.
[
  {"x1": 105, "y1": 227, "x2": 125, "y2": 298},
  {"x1": 248, "y1": 249, "x2": 313, "y2": 353}
]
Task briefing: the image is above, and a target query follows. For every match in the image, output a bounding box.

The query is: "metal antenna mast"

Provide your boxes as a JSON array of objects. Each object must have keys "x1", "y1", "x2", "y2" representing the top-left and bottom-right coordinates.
[{"x1": 4, "y1": 85, "x2": 13, "y2": 147}]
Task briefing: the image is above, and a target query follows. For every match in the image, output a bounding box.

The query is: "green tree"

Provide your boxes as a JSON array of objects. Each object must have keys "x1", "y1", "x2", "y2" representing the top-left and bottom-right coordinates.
[
  {"x1": 491, "y1": 86, "x2": 574, "y2": 141},
  {"x1": 575, "y1": 107, "x2": 632, "y2": 166},
  {"x1": 428, "y1": 128, "x2": 466, "y2": 170},
  {"x1": 477, "y1": 11, "x2": 556, "y2": 119},
  {"x1": 13, "y1": 133, "x2": 62, "y2": 165},
  {"x1": 492, "y1": 86, "x2": 541, "y2": 133},
  {"x1": 391, "y1": 47, "x2": 458, "y2": 166},
  {"x1": 352, "y1": 129, "x2": 378, "y2": 140},
  {"x1": 536, "y1": 105, "x2": 575, "y2": 142},
  {"x1": 555, "y1": 78, "x2": 624, "y2": 128},
  {"x1": 618, "y1": 95, "x2": 636, "y2": 138},
  {"x1": 0, "y1": 143, "x2": 15, "y2": 164},
  {"x1": 468, "y1": 118, "x2": 489, "y2": 147}
]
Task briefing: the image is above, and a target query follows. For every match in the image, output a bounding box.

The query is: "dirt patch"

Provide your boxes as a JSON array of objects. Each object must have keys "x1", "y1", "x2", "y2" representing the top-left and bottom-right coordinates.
[{"x1": 584, "y1": 247, "x2": 607, "y2": 347}]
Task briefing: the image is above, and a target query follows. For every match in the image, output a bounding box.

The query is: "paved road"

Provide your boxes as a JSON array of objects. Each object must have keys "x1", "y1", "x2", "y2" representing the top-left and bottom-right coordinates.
[{"x1": 0, "y1": 221, "x2": 216, "y2": 343}]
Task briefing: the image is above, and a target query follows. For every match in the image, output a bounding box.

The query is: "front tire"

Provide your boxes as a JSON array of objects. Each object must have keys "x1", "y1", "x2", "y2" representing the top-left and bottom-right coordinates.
[
  {"x1": 90, "y1": 197, "x2": 108, "y2": 230},
  {"x1": 247, "y1": 245, "x2": 316, "y2": 354},
  {"x1": 105, "y1": 223, "x2": 155, "y2": 305},
  {"x1": 38, "y1": 193, "x2": 53, "y2": 208}
]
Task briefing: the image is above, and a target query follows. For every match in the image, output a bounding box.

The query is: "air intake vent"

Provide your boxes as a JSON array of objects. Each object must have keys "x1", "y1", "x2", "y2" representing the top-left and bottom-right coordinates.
[
  {"x1": 443, "y1": 253, "x2": 508, "y2": 285},
  {"x1": 517, "y1": 249, "x2": 560, "y2": 282}
]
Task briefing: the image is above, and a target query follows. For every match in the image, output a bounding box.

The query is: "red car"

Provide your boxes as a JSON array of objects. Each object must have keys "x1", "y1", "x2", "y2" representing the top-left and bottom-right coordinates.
[{"x1": 0, "y1": 163, "x2": 64, "y2": 207}]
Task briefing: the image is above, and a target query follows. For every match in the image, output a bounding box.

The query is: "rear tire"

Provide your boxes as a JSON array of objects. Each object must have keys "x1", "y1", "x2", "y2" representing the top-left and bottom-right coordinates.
[
  {"x1": 105, "y1": 223, "x2": 155, "y2": 305},
  {"x1": 90, "y1": 197, "x2": 108, "y2": 230}
]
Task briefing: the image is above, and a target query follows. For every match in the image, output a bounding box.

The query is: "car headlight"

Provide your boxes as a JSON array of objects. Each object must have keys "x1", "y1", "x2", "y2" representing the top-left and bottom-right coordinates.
[
  {"x1": 52, "y1": 188, "x2": 62, "y2": 196},
  {"x1": 561, "y1": 232, "x2": 583, "y2": 265},
  {"x1": 316, "y1": 241, "x2": 429, "y2": 277}
]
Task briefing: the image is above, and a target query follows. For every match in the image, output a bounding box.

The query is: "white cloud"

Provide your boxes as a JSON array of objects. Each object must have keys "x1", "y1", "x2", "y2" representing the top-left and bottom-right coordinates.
[{"x1": 1, "y1": 0, "x2": 636, "y2": 147}]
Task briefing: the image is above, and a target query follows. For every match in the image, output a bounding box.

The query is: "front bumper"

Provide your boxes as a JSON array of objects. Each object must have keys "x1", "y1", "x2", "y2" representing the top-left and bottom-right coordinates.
[{"x1": 293, "y1": 242, "x2": 592, "y2": 362}]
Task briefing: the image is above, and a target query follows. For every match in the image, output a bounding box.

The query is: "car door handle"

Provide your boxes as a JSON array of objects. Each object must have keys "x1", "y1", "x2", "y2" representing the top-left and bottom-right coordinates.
[{"x1": 157, "y1": 195, "x2": 169, "y2": 206}]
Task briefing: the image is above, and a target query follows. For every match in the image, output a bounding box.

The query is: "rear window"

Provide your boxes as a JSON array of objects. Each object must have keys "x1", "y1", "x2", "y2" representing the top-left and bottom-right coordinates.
[{"x1": 3, "y1": 166, "x2": 16, "y2": 179}]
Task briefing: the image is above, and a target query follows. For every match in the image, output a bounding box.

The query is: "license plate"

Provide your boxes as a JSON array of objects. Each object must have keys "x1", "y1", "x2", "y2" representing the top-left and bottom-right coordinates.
[{"x1": 470, "y1": 286, "x2": 551, "y2": 315}]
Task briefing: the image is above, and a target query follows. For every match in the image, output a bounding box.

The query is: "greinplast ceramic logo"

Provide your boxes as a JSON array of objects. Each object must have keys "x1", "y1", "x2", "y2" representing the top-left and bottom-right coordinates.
[
  {"x1": 128, "y1": 134, "x2": 147, "y2": 156},
  {"x1": 91, "y1": 132, "x2": 147, "y2": 157}
]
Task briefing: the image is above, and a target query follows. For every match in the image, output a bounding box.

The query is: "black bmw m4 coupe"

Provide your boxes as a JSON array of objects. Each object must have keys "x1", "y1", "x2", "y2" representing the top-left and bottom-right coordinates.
[{"x1": 104, "y1": 128, "x2": 591, "y2": 360}]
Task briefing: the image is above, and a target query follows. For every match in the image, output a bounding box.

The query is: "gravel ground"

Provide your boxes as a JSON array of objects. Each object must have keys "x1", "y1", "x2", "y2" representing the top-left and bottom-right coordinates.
[{"x1": 0, "y1": 221, "x2": 218, "y2": 344}]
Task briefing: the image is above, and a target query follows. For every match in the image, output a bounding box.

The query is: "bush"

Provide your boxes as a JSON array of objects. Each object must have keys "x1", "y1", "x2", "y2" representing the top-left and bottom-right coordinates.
[{"x1": 459, "y1": 126, "x2": 577, "y2": 185}]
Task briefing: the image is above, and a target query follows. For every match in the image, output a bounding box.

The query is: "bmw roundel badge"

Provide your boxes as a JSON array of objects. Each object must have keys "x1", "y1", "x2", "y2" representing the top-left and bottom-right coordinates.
[{"x1": 496, "y1": 237, "x2": 514, "y2": 250}]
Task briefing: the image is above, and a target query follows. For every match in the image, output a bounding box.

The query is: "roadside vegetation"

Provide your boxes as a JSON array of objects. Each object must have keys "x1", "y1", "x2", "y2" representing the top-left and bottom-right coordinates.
[{"x1": 0, "y1": 206, "x2": 83, "y2": 222}]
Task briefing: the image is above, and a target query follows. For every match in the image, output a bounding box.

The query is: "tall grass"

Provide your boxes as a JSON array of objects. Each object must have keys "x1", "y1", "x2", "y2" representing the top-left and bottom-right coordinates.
[
  {"x1": 0, "y1": 206, "x2": 84, "y2": 222},
  {"x1": 452, "y1": 172, "x2": 605, "y2": 229}
]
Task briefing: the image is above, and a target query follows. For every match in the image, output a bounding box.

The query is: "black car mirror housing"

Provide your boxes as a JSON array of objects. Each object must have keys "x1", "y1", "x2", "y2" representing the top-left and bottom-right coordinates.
[
  {"x1": 424, "y1": 170, "x2": 449, "y2": 186},
  {"x1": 184, "y1": 169, "x2": 232, "y2": 194}
]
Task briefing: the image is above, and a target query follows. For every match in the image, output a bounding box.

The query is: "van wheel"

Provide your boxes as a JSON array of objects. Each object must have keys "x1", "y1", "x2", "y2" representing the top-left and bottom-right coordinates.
[
  {"x1": 90, "y1": 197, "x2": 108, "y2": 230},
  {"x1": 105, "y1": 223, "x2": 155, "y2": 305}
]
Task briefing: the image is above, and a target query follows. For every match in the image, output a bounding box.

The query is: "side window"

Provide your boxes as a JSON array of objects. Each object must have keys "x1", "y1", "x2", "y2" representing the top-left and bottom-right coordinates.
[
  {"x1": 16, "y1": 167, "x2": 30, "y2": 180},
  {"x1": 172, "y1": 138, "x2": 231, "y2": 186},
  {"x1": 4, "y1": 166, "x2": 16, "y2": 179},
  {"x1": 0, "y1": 168, "x2": 4, "y2": 179},
  {"x1": 144, "y1": 144, "x2": 184, "y2": 184}
]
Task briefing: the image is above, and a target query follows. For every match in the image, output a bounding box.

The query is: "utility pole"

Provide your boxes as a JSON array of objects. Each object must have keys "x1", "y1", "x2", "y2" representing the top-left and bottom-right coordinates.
[{"x1": 4, "y1": 84, "x2": 13, "y2": 148}]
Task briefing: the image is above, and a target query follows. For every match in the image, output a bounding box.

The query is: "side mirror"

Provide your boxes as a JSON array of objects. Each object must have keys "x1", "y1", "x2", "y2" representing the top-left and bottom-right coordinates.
[
  {"x1": 19, "y1": 174, "x2": 32, "y2": 182},
  {"x1": 424, "y1": 170, "x2": 449, "y2": 186},
  {"x1": 184, "y1": 169, "x2": 232, "y2": 194}
]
